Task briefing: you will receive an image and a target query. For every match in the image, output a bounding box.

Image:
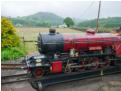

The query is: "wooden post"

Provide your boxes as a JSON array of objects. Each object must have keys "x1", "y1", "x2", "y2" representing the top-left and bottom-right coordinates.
[
  {"x1": 22, "y1": 36, "x2": 25, "y2": 48},
  {"x1": 96, "y1": 1, "x2": 101, "y2": 33}
]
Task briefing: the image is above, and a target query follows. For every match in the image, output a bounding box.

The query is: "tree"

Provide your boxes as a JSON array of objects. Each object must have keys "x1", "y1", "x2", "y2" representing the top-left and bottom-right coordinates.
[
  {"x1": 1, "y1": 17, "x2": 20, "y2": 48},
  {"x1": 64, "y1": 17, "x2": 74, "y2": 27}
]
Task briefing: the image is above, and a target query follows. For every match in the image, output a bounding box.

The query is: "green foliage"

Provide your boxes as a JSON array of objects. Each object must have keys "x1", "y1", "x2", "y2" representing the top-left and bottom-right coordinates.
[
  {"x1": 1, "y1": 17, "x2": 27, "y2": 61},
  {"x1": 64, "y1": 17, "x2": 74, "y2": 27},
  {"x1": 36, "y1": 22, "x2": 50, "y2": 27},
  {"x1": 78, "y1": 17, "x2": 121, "y2": 28},
  {"x1": 8, "y1": 12, "x2": 63, "y2": 27},
  {"x1": 1, "y1": 47, "x2": 27, "y2": 61},
  {"x1": 1, "y1": 17, "x2": 20, "y2": 48}
]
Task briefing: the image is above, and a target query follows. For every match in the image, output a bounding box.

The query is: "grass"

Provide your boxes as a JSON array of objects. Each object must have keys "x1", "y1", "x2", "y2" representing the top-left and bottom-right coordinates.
[
  {"x1": 16, "y1": 27, "x2": 83, "y2": 51},
  {"x1": 1, "y1": 46, "x2": 27, "y2": 61},
  {"x1": 73, "y1": 27, "x2": 115, "y2": 33},
  {"x1": 92, "y1": 27, "x2": 115, "y2": 33},
  {"x1": 17, "y1": 27, "x2": 83, "y2": 40}
]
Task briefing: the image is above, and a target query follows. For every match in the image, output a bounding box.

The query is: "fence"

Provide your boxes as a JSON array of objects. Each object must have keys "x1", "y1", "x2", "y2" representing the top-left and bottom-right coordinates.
[
  {"x1": 21, "y1": 36, "x2": 37, "y2": 45},
  {"x1": 21, "y1": 37, "x2": 38, "y2": 51}
]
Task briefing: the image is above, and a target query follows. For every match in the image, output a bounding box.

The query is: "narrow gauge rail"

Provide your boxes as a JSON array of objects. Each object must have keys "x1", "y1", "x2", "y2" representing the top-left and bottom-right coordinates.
[
  {"x1": 1, "y1": 63, "x2": 26, "y2": 70},
  {"x1": 29, "y1": 66, "x2": 121, "y2": 91},
  {"x1": 1, "y1": 73, "x2": 29, "y2": 84}
]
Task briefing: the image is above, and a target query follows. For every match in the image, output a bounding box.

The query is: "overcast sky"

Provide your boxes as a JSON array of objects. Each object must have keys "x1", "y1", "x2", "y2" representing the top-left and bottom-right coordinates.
[{"x1": 1, "y1": 1, "x2": 121, "y2": 19}]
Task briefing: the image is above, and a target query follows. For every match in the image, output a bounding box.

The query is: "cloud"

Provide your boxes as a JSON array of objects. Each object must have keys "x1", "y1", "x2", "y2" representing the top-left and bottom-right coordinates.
[{"x1": 1, "y1": 1, "x2": 121, "y2": 19}]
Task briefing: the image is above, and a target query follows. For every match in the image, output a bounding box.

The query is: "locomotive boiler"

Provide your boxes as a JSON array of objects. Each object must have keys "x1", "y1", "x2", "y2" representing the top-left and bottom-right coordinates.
[{"x1": 24, "y1": 29, "x2": 121, "y2": 78}]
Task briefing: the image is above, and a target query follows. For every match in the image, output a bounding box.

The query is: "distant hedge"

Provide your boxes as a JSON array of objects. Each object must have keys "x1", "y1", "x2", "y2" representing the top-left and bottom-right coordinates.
[
  {"x1": 78, "y1": 17, "x2": 121, "y2": 28},
  {"x1": 1, "y1": 17, "x2": 20, "y2": 48}
]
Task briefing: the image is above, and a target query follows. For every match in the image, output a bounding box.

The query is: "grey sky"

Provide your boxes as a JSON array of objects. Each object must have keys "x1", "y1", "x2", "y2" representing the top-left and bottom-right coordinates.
[{"x1": 1, "y1": 1, "x2": 121, "y2": 19}]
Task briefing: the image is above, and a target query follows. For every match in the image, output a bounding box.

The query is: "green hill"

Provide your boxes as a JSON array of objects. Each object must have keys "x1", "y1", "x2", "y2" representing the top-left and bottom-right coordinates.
[
  {"x1": 8, "y1": 12, "x2": 63, "y2": 27},
  {"x1": 78, "y1": 17, "x2": 121, "y2": 28}
]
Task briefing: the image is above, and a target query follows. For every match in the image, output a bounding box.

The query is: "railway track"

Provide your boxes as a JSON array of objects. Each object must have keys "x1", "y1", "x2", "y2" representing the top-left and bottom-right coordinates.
[
  {"x1": 1, "y1": 73, "x2": 29, "y2": 84},
  {"x1": 1, "y1": 63, "x2": 29, "y2": 84},
  {"x1": 1, "y1": 63, "x2": 26, "y2": 70},
  {"x1": 30, "y1": 66, "x2": 121, "y2": 91}
]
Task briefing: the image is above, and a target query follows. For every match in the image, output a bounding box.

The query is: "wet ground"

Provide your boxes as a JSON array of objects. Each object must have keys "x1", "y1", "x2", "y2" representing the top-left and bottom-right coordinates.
[
  {"x1": 44, "y1": 73, "x2": 121, "y2": 91},
  {"x1": 1, "y1": 73, "x2": 121, "y2": 91}
]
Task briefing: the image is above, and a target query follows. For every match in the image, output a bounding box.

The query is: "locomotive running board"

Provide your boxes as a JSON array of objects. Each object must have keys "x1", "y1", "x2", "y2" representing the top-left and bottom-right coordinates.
[{"x1": 29, "y1": 66, "x2": 121, "y2": 91}]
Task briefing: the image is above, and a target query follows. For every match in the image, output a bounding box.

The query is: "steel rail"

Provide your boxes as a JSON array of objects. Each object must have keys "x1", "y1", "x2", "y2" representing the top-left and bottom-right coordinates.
[
  {"x1": 1, "y1": 73, "x2": 29, "y2": 84},
  {"x1": 1, "y1": 73, "x2": 27, "y2": 79},
  {"x1": 1, "y1": 63, "x2": 26, "y2": 70},
  {"x1": 1, "y1": 63, "x2": 25, "y2": 66}
]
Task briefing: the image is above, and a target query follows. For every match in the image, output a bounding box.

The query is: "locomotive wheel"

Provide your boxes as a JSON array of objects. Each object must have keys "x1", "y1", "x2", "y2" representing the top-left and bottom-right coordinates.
[
  {"x1": 78, "y1": 62, "x2": 86, "y2": 71},
  {"x1": 100, "y1": 61, "x2": 110, "y2": 68},
  {"x1": 90, "y1": 58, "x2": 99, "y2": 70},
  {"x1": 32, "y1": 68, "x2": 44, "y2": 78}
]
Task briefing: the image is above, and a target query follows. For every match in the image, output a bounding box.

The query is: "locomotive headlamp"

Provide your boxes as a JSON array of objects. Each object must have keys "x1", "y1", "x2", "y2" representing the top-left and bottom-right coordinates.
[
  {"x1": 36, "y1": 59, "x2": 42, "y2": 66},
  {"x1": 36, "y1": 59, "x2": 42, "y2": 62},
  {"x1": 36, "y1": 63, "x2": 42, "y2": 66}
]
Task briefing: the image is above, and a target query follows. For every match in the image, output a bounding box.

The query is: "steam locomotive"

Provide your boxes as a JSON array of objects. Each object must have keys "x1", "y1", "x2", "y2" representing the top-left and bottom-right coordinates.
[{"x1": 24, "y1": 29, "x2": 121, "y2": 78}]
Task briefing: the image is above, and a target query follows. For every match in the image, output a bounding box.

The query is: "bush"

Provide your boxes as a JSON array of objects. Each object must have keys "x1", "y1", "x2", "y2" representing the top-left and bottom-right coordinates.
[
  {"x1": 1, "y1": 17, "x2": 27, "y2": 61},
  {"x1": 1, "y1": 17, "x2": 20, "y2": 48},
  {"x1": 1, "y1": 47, "x2": 27, "y2": 61}
]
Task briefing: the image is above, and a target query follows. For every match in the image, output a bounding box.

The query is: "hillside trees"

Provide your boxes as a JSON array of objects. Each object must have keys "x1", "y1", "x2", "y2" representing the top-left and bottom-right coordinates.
[
  {"x1": 78, "y1": 17, "x2": 121, "y2": 28},
  {"x1": 8, "y1": 12, "x2": 63, "y2": 27}
]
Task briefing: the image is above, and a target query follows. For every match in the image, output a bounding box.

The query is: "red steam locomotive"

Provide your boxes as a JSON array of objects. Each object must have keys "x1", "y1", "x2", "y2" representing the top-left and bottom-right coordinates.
[{"x1": 24, "y1": 29, "x2": 121, "y2": 78}]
